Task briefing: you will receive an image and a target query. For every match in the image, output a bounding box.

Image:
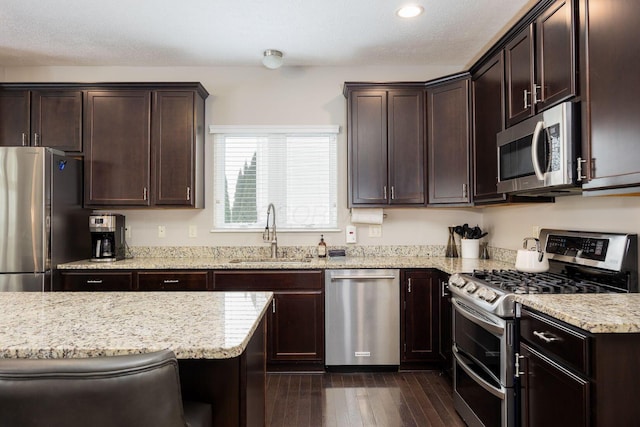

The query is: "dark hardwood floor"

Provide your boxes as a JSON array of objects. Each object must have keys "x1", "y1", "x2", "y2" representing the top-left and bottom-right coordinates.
[{"x1": 266, "y1": 371, "x2": 465, "y2": 427}]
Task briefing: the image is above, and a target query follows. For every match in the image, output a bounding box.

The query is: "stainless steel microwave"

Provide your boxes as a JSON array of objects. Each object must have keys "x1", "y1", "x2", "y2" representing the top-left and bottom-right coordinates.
[{"x1": 497, "y1": 101, "x2": 581, "y2": 196}]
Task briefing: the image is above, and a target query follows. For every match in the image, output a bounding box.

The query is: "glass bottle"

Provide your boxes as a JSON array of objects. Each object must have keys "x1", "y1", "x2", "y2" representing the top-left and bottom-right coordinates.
[
  {"x1": 445, "y1": 227, "x2": 458, "y2": 258},
  {"x1": 480, "y1": 241, "x2": 490, "y2": 259}
]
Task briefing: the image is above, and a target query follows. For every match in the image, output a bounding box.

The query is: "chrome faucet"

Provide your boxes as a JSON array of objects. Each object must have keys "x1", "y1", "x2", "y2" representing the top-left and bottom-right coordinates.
[{"x1": 263, "y1": 203, "x2": 277, "y2": 258}]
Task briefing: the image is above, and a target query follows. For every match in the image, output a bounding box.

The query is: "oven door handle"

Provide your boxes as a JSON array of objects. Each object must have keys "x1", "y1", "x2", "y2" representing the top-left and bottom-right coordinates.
[
  {"x1": 454, "y1": 347, "x2": 506, "y2": 400},
  {"x1": 452, "y1": 297, "x2": 505, "y2": 336}
]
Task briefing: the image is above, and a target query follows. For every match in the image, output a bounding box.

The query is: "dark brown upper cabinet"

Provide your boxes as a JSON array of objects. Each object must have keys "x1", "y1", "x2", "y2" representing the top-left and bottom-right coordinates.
[
  {"x1": 345, "y1": 83, "x2": 426, "y2": 207},
  {"x1": 427, "y1": 76, "x2": 471, "y2": 206},
  {"x1": 84, "y1": 90, "x2": 152, "y2": 207},
  {"x1": 505, "y1": 0, "x2": 576, "y2": 127},
  {"x1": 578, "y1": 0, "x2": 640, "y2": 195},
  {"x1": 0, "y1": 89, "x2": 83, "y2": 152},
  {"x1": 472, "y1": 52, "x2": 506, "y2": 203},
  {"x1": 84, "y1": 84, "x2": 207, "y2": 208}
]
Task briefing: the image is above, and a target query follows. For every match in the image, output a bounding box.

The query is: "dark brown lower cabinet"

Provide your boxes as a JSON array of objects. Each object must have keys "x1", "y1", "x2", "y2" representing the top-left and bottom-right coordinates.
[
  {"x1": 137, "y1": 271, "x2": 209, "y2": 290},
  {"x1": 401, "y1": 270, "x2": 441, "y2": 368},
  {"x1": 519, "y1": 342, "x2": 589, "y2": 427},
  {"x1": 58, "y1": 271, "x2": 133, "y2": 291},
  {"x1": 213, "y1": 270, "x2": 324, "y2": 371},
  {"x1": 438, "y1": 272, "x2": 452, "y2": 375},
  {"x1": 518, "y1": 306, "x2": 640, "y2": 426}
]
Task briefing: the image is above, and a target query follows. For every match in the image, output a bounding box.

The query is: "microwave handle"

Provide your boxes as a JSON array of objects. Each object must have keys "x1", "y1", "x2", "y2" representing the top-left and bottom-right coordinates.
[{"x1": 531, "y1": 120, "x2": 546, "y2": 181}]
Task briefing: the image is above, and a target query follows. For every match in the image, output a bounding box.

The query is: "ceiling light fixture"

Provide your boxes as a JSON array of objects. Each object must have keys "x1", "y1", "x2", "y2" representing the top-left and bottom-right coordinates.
[
  {"x1": 262, "y1": 49, "x2": 284, "y2": 69},
  {"x1": 396, "y1": 5, "x2": 424, "y2": 18}
]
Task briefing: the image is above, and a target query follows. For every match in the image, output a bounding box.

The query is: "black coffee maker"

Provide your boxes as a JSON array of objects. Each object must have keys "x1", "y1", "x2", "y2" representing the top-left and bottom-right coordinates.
[{"x1": 89, "y1": 213, "x2": 125, "y2": 262}]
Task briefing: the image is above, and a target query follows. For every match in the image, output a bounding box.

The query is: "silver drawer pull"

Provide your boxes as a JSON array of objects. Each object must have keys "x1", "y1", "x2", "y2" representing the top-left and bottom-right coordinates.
[
  {"x1": 86, "y1": 280, "x2": 103, "y2": 284},
  {"x1": 163, "y1": 279, "x2": 179, "y2": 284},
  {"x1": 533, "y1": 330, "x2": 559, "y2": 343}
]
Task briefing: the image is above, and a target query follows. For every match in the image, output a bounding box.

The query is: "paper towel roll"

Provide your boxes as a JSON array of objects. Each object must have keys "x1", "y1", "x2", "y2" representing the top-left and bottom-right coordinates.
[{"x1": 350, "y1": 208, "x2": 384, "y2": 224}]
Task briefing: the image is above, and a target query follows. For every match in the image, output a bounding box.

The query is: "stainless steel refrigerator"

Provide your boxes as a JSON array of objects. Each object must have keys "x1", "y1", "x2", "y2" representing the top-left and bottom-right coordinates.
[{"x1": 0, "y1": 147, "x2": 89, "y2": 291}]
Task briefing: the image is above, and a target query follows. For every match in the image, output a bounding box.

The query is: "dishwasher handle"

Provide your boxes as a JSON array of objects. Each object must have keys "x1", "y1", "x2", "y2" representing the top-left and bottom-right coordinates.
[{"x1": 330, "y1": 274, "x2": 396, "y2": 281}]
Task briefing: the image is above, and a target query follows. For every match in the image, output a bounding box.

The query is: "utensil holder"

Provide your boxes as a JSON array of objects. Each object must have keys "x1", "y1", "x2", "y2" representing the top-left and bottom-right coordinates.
[{"x1": 461, "y1": 239, "x2": 480, "y2": 259}]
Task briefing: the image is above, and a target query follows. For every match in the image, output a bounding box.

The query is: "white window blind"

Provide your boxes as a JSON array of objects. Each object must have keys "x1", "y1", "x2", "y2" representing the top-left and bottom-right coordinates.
[{"x1": 210, "y1": 125, "x2": 339, "y2": 231}]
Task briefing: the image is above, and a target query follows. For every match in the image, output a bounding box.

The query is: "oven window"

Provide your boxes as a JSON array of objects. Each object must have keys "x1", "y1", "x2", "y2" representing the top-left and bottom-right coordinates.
[
  {"x1": 456, "y1": 360, "x2": 502, "y2": 427},
  {"x1": 454, "y1": 309, "x2": 502, "y2": 381}
]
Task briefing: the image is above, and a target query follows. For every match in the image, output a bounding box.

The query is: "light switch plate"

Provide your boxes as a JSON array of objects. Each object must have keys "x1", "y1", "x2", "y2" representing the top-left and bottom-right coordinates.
[
  {"x1": 368, "y1": 225, "x2": 382, "y2": 238},
  {"x1": 188, "y1": 225, "x2": 197, "y2": 238},
  {"x1": 346, "y1": 225, "x2": 357, "y2": 243}
]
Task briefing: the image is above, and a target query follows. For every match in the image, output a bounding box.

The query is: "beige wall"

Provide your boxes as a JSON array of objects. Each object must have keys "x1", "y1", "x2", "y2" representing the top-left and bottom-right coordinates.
[{"x1": 4, "y1": 65, "x2": 639, "y2": 250}]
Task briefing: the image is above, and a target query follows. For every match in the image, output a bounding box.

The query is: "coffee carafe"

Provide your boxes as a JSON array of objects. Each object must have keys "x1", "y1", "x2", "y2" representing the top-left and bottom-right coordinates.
[{"x1": 89, "y1": 213, "x2": 125, "y2": 262}]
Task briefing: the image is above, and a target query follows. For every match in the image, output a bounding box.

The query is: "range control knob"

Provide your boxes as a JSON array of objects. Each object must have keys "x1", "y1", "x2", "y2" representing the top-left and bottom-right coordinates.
[
  {"x1": 484, "y1": 290, "x2": 498, "y2": 303},
  {"x1": 449, "y1": 274, "x2": 466, "y2": 288},
  {"x1": 465, "y1": 282, "x2": 477, "y2": 293}
]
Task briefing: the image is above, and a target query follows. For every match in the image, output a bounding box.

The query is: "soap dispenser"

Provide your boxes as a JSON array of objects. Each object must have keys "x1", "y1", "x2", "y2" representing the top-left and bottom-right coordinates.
[{"x1": 318, "y1": 234, "x2": 327, "y2": 258}]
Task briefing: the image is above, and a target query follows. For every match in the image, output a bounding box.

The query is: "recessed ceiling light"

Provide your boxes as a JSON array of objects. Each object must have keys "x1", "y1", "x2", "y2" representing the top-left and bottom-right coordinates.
[{"x1": 396, "y1": 5, "x2": 424, "y2": 18}]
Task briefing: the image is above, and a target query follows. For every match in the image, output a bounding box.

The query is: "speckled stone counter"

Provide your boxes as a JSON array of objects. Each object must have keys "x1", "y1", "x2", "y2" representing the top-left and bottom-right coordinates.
[
  {"x1": 515, "y1": 294, "x2": 640, "y2": 333},
  {"x1": 0, "y1": 291, "x2": 272, "y2": 359},
  {"x1": 59, "y1": 256, "x2": 513, "y2": 275}
]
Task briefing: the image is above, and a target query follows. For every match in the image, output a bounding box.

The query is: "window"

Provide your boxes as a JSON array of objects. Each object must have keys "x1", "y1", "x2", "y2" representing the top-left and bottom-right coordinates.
[{"x1": 210, "y1": 125, "x2": 339, "y2": 231}]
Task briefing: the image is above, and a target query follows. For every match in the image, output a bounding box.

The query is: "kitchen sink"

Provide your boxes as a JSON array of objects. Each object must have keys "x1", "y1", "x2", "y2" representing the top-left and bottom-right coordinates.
[{"x1": 227, "y1": 258, "x2": 313, "y2": 264}]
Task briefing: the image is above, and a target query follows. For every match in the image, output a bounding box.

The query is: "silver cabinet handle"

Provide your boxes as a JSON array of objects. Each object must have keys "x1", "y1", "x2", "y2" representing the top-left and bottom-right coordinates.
[
  {"x1": 515, "y1": 353, "x2": 526, "y2": 378},
  {"x1": 408, "y1": 278, "x2": 412, "y2": 293},
  {"x1": 186, "y1": 186, "x2": 191, "y2": 201},
  {"x1": 462, "y1": 183, "x2": 468, "y2": 198},
  {"x1": 383, "y1": 185, "x2": 387, "y2": 200},
  {"x1": 272, "y1": 299, "x2": 276, "y2": 313},
  {"x1": 533, "y1": 330, "x2": 559, "y2": 343},
  {"x1": 576, "y1": 157, "x2": 588, "y2": 182},
  {"x1": 33, "y1": 133, "x2": 40, "y2": 146},
  {"x1": 86, "y1": 280, "x2": 103, "y2": 284},
  {"x1": 533, "y1": 84, "x2": 541, "y2": 104},
  {"x1": 162, "y1": 279, "x2": 179, "y2": 284},
  {"x1": 391, "y1": 186, "x2": 395, "y2": 200},
  {"x1": 21, "y1": 133, "x2": 27, "y2": 146},
  {"x1": 331, "y1": 275, "x2": 396, "y2": 280},
  {"x1": 523, "y1": 89, "x2": 529, "y2": 109},
  {"x1": 441, "y1": 280, "x2": 449, "y2": 297},
  {"x1": 143, "y1": 187, "x2": 148, "y2": 201}
]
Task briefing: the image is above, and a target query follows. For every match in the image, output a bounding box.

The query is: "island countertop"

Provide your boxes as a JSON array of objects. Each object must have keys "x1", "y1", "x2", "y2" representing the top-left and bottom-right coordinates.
[
  {"x1": 0, "y1": 291, "x2": 273, "y2": 359},
  {"x1": 515, "y1": 294, "x2": 640, "y2": 333}
]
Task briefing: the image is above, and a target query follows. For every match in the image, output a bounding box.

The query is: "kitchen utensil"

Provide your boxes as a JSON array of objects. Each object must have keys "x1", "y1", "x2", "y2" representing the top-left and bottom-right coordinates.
[{"x1": 515, "y1": 237, "x2": 549, "y2": 272}]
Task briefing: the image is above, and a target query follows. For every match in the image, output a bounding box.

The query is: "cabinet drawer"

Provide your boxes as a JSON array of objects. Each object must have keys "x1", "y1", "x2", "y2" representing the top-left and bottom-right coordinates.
[
  {"x1": 60, "y1": 272, "x2": 133, "y2": 291},
  {"x1": 213, "y1": 270, "x2": 323, "y2": 291},
  {"x1": 520, "y1": 307, "x2": 589, "y2": 374},
  {"x1": 137, "y1": 271, "x2": 209, "y2": 291}
]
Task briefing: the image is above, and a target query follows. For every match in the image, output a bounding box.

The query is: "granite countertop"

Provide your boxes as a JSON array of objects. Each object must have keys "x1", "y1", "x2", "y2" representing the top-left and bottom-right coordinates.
[
  {"x1": 0, "y1": 291, "x2": 272, "y2": 359},
  {"x1": 515, "y1": 294, "x2": 640, "y2": 334},
  {"x1": 58, "y1": 256, "x2": 513, "y2": 275}
]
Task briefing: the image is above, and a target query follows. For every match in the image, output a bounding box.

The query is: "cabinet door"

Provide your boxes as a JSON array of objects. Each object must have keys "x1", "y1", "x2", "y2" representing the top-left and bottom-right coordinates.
[
  {"x1": 519, "y1": 342, "x2": 590, "y2": 427},
  {"x1": 0, "y1": 91, "x2": 30, "y2": 147},
  {"x1": 348, "y1": 90, "x2": 388, "y2": 205},
  {"x1": 472, "y1": 52, "x2": 506, "y2": 203},
  {"x1": 580, "y1": 0, "x2": 640, "y2": 191},
  {"x1": 31, "y1": 90, "x2": 83, "y2": 152},
  {"x1": 427, "y1": 78, "x2": 471, "y2": 205},
  {"x1": 153, "y1": 91, "x2": 197, "y2": 206},
  {"x1": 402, "y1": 270, "x2": 440, "y2": 363},
  {"x1": 505, "y1": 25, "x2": 535, "y2": 127},
  {"x1": 269, "y1": 292, "x2": 324, "y2": 363},
  {"x1": 84, "y1": 90, "x2": 151, "y2": 206},
  {"x1": 137, "y1": 271, "x2": 209, "y2": 291},
  {"x1": 59, "y1": 271, "x2": 133, "y2": 291},
  {"x1": 388, "y1": 89, "x2": 425, "y2": 204},
  {"x1": 535, "y1": 0, "x2": 576, "y2": 111}
]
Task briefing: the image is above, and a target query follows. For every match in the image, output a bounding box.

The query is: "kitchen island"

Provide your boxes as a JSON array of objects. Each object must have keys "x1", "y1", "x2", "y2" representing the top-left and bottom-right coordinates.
[{"x1": 0, "y1": 291, "x2": 272, "y2": 427}]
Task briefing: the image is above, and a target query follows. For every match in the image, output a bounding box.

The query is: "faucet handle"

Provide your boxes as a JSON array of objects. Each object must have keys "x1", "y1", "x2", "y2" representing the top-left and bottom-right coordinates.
[{"x1": 263, "y1": 227, "x2": 270, "y2": 242}]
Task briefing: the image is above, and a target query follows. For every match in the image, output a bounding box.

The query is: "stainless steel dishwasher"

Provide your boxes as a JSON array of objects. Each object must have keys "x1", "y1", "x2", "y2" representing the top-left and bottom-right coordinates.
[{"x1": 325, "y1": 269, "x2": 400, "y2": 368}]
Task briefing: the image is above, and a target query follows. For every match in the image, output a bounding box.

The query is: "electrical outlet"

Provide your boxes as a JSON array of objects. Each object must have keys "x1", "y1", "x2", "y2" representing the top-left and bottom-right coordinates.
[
  {"x1": 532, "y1": 225, "x2": 540, "y2": 237},
  {"x1": 188, "y1": 225, "x2": 197, "y2": 238},
  {"x1": 368, "y1": 225, "x2": 382, "y2": 238},
  {"x1": 346, "y1": 225, "x2": 357, "y2": 244},
  {"x1": 125, "y1": 226, "x2": 132, "y2": 240},
  {"x1": 158, "y1": 225, "x2": 166, "y2": 238}
]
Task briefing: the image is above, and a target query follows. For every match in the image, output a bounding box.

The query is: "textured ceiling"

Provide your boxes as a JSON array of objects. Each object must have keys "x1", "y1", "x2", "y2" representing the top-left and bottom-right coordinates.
[{"x1": 0, "y1": 0, "x2": 538, "y2": 68}]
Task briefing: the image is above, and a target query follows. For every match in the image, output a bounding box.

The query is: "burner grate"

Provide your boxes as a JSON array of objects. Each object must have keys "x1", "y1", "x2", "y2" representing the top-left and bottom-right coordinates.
[{"x1": 471, "y1": 269, "x2": 621, "y2": 294}]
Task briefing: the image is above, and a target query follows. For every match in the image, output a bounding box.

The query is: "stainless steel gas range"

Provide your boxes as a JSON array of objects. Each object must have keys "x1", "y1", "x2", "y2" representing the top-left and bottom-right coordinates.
[{"x1": 448, "y1": 229, "x2": 638, "y2": 427}]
